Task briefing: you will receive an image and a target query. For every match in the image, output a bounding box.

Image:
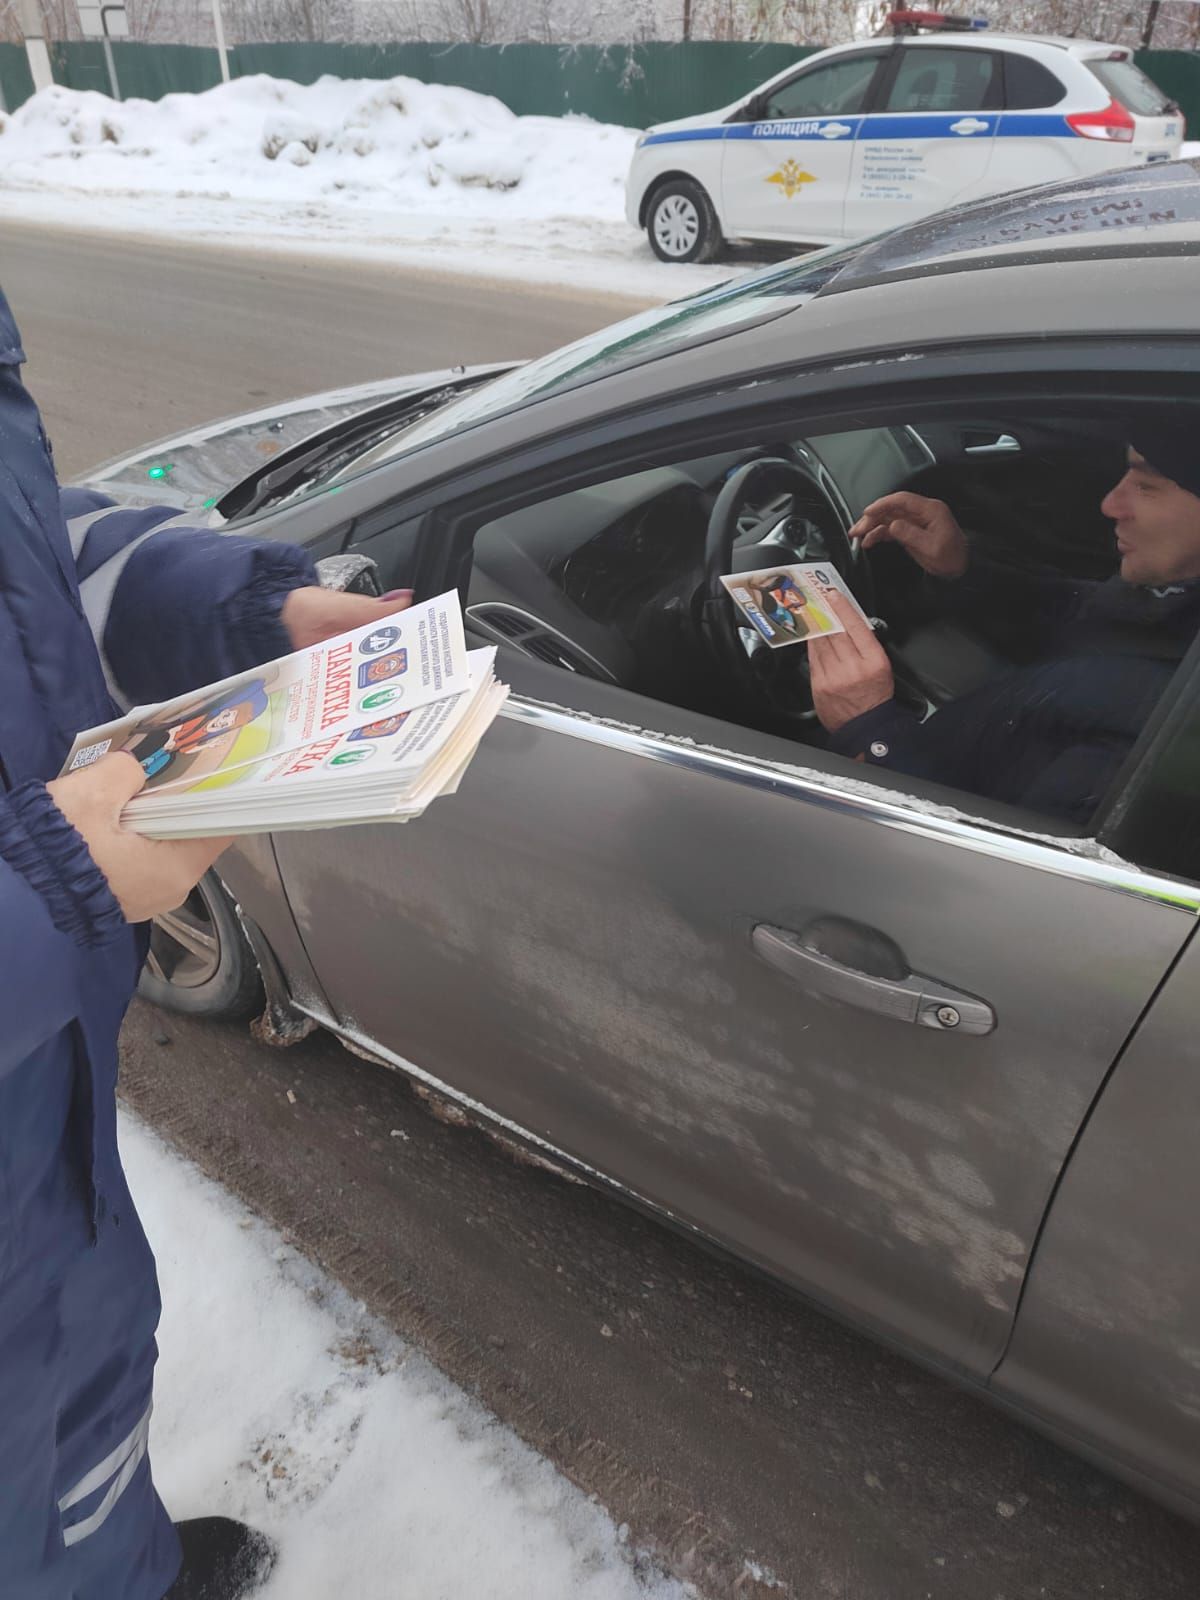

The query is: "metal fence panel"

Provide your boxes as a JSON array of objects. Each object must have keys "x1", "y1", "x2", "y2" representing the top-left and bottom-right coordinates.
[{"x1": 0, "y1": 39, "x2": 1194, "y2": 138}]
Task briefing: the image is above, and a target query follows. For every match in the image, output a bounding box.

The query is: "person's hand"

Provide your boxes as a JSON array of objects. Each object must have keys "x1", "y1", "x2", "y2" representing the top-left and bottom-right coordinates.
[
  {"x1": 850, "y1": 493, "x2": 968, "y2": 580},
  {"x1": 281, "y1": 587, "x2": 415, "y2": 652},
  {"x1": 46, "y1": 753, "x2": 231, "y2": 924},
  {"x1": 809, "y1": 590, "x2": 895, "y2": 734}
]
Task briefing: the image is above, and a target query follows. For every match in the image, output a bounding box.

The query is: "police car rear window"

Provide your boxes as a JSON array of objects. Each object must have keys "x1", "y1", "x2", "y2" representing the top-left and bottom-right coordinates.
[{"x1": 1087, "y1": 58, "x2": 1172, "y2": 117}]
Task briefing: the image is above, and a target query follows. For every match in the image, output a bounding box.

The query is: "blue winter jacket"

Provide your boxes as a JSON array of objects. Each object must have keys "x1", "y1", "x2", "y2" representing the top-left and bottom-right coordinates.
[
  {"x1": 0, "y1": 288, "x2": 316, "y2": 1600},
  {"x1": 828, "y1": 558, "x2": 1200, "y2": 823}
]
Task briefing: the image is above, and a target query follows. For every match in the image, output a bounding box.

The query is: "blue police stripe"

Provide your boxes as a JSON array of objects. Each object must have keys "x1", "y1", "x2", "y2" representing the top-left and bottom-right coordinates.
[
  {"x1": 996, "y1": 113, "x2": 1077, "y2": 138},
  {"x1": 855, "y1": 114, "x2": 996, "y2": 139},
  {"x1": 642, "y1": 112, "x2": 1079, "y2": 147},
  {"x1": 641, "y1": 127, "x2": 727, "y2": 146}
]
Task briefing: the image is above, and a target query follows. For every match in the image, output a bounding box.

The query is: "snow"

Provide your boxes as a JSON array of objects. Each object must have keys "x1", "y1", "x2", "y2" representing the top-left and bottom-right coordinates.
[
  {"x1": 1184, "y1": 141, "x2": 1200, "y2": 159},
  {"x1": 0, "y1": 77, "x2": 732, "y2": 299},
  {"x1": 120, "y1": 1108, "x2": 695, "y2": 1600}
]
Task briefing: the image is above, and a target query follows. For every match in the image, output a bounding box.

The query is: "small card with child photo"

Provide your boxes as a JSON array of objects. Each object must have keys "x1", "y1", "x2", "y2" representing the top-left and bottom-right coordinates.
[{"x1": 719, "y1": 563, "x2": 865, "y2": 650}]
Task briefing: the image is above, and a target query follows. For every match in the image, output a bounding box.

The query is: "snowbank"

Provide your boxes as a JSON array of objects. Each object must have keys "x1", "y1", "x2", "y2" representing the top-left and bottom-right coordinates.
[
  {"x1": 0, "y1": 75, "x2": 635, "y2": 219},
  {"x1": 0, "y1": 76, "x2": 731, "y2": 298},
  {"x1": 122, "y1": 1109, "x2": 694, "y2": 1599}
]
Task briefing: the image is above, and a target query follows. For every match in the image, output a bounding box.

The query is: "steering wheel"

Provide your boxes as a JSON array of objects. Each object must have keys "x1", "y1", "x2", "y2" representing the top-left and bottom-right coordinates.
[{"x1": 701, "y1": 456, "x2": 866, "y2": 726}]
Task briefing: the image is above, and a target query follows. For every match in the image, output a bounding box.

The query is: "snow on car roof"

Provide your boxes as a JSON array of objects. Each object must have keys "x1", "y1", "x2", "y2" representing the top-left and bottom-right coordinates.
[{"x1": 818, "y1": 159, "x2": 1200, "y2": 293}]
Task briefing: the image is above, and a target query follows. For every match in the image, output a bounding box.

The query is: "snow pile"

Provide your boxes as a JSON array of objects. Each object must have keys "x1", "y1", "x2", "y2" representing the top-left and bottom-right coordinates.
[
  {"x1": 122, "y1": 1110, "x2": 693, "y2": 1600},
  {"x1": 1184, "y1": 140, "x2": 1200, "y2": 158},
  {"x1": 0, "y1": 75, "x2": 636, "y2": 222}
]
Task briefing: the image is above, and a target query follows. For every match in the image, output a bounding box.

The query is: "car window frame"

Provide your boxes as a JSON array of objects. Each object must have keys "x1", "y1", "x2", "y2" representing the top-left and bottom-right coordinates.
[
  {"x1": 873, "y1": 43, "x2": 1005, "y2": 117},
  {"x1": 737, "y1": 47, "x2": 893, "y2": 123},
  {"x1": 322, "y1": 344, "x2": 1200, "y2": 877}
]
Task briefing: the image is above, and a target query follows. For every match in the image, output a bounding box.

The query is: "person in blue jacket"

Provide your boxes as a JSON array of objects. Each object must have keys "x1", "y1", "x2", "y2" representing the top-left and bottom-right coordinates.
[
  {"x1": 807, "y1": 432, "x2": 1200, "y2": 824},
  {"x1": 0, "y1": 287, "x2": 412, "y2": 1600}
]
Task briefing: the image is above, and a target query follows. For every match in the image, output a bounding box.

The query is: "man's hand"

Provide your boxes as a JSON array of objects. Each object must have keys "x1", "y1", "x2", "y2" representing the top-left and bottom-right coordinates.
[
  {"x1": 46, "y1": 753, "x2": 231, "y2": 924},
  {"x1": 281, "y1": 587, "x2": 415, "y2": 652},
  {"x1": 809, "y1": 590, "x2": 894, "y2": 735},
  {"x1": 851, "y1": 493, "x2": 968, "y2": 580}
]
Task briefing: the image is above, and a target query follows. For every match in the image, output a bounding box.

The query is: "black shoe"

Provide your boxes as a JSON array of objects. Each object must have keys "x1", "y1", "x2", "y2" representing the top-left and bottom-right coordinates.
[{"x1": 166, "y1": 1517, "x2": 277, "y2": 1600}]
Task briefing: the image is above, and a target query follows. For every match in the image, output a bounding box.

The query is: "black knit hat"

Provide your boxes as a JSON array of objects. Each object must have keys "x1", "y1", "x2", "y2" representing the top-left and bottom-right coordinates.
[{"x1": 1130, "y1": 424, "x2": 1200, "y2": 500}]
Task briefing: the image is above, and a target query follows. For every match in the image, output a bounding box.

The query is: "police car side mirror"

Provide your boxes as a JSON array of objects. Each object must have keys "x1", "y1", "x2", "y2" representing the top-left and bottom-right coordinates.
[{"x1": 736, "y1": 96, "x2": 763, "y2": 122}]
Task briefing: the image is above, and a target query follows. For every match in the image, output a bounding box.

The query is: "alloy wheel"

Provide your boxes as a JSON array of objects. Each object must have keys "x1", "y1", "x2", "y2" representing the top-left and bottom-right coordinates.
[{"x1": 146, "y1": 883, "x2": 222, "y2": 989}]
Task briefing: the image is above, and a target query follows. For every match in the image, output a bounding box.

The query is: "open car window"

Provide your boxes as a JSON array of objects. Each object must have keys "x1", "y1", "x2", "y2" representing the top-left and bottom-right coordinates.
[{"x1": 459, "y1": 403, "x2": 1200, "y2": 844}]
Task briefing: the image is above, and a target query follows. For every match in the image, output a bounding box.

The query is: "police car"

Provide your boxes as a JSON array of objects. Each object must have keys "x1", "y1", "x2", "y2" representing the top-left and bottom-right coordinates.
[{"x1": 626, "y1": 11, "x2": 1185, "y2": 262}]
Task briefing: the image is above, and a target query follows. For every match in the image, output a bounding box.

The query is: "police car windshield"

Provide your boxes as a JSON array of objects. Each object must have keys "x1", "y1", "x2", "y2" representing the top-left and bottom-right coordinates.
[{"x1": 335, "y1": 238, "x2": 866, "y2": 479}]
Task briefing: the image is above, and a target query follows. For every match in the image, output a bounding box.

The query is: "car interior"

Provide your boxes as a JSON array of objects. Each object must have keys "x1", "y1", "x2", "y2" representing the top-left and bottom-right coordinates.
[{"x1": 464, "y1": 412, "x2": 1130, "y2": 763}]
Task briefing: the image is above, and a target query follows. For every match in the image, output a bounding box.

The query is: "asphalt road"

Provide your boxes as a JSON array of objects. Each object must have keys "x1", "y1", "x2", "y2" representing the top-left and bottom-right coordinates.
[
  {"x1": 0, "y1": 221, "x2": 649, "y2": 478},
  {"x1": 9, "y1": 221, "x2": 1200, "y2": 1597}
]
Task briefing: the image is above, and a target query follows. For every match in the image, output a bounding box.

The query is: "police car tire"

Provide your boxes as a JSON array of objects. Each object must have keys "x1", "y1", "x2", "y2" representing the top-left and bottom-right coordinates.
[
  {"x1": 646, "y1": 178, "x2": 723, "y2": 264},
  {"x1": 138, "y1": 870, "x2": 264, "y2": 1021}
]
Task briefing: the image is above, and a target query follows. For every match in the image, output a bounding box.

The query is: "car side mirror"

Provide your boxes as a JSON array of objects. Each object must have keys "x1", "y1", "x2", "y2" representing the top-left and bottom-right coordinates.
[{"x1": 314, "y1": 552, "x2": 383, "y2": 597}]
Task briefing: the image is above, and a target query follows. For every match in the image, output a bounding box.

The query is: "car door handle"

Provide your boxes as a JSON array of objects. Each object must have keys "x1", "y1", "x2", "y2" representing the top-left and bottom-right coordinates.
[
  {"x1": 751, "y1": 923, "x2": 996, "y2": 1035},
  {"x1": 964, "y1": 433, "x2": 1020, "y2": 456}
]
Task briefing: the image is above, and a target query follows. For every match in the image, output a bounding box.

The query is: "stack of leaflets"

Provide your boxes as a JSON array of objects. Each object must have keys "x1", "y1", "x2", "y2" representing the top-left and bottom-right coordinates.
[{"x1": 61, "y1": 592, "x2": 508, "y2": 838}]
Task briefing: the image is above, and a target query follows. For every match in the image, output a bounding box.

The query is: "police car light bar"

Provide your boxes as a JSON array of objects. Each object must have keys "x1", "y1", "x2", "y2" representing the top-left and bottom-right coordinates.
[{"x1": 886, "y1": 9, "x2": 990, "y2": 33}]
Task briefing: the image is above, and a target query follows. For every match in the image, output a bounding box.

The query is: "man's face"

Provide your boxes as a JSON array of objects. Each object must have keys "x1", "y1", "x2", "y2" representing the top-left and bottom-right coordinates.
[{"x1": 1101, "y1": 450, "x2": 1200, "y2": 586}]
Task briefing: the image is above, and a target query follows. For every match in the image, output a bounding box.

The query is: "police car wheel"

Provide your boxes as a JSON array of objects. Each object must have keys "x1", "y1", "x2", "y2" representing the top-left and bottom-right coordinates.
[
  {"x1": 647, "y1": 179, "x2": 722, "y2": 264},
  {"x1": 139, "y1": 871, "x2": 264, "y2": 1021}
]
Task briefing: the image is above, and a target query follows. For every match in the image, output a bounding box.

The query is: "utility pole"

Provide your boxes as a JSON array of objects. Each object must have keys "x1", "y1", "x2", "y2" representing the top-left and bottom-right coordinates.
[
  {"x1": 78, "y1": 2, "x2": 128, "y2": 102},
  {"x1": 682, "y1": 0, "x2": 692, "y2": 39},
  {"x1": 1142, "y1": 0, "x2": 1161, "y2": 47},
  {"x1": 16, "y1": 0, "x2": 54, "y2": 94},
  {"x1": 211, "y1": 0, "x2": 231, "y2": 84}
]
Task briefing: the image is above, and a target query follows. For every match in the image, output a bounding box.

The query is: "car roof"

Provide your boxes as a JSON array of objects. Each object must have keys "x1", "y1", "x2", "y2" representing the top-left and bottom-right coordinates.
[
  {"x1": 815, "y1": 158, "x2": 1200, "y2": 286},
  {"x1": 818, "y1": 31, "x2": 1125, "y2": 57}
]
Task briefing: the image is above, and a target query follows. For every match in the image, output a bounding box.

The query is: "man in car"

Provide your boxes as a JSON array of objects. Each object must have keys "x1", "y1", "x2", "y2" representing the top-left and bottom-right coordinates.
[{"x1": 808, "y1": 432, "x2": 1200, "y2": 823}]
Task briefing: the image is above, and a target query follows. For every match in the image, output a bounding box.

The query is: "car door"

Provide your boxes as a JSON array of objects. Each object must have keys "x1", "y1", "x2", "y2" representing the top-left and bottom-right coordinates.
[
  {"x1": 721, "y1": 50, "x2": 889, "y2": 243},
  {"x1": 268, "y1": 406, "x2": 1194, "y2": 1384},
  {"x1": 844, "y1": 44, "x2": 1002, "y2": 239},
  {"x1": 990, "y1": 676, "x2": 1200, "y2": 1511}
]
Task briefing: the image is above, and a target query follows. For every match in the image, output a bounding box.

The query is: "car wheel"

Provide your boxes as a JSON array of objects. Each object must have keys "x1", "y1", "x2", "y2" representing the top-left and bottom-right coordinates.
[
  {"x1": 646, "y1": 178, "x2": 723, "y2": 264},
  {"x1": 139, "y1": 871, "x2": 264, "y2": 1021}
]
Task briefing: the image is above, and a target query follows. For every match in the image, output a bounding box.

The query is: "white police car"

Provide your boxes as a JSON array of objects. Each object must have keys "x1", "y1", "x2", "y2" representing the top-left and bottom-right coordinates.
[{"x1": 627, "y1": 11, "x2": 1185, "y2": 262}]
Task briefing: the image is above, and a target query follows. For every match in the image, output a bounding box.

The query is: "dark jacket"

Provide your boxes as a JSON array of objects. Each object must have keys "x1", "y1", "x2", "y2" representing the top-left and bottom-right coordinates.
[
  {"x1": 0, "y1": 288, "x2": 316, "y2": 1600},
  {"x1": 827, "y1": 559, "x2": 1200, "y2": 824}
]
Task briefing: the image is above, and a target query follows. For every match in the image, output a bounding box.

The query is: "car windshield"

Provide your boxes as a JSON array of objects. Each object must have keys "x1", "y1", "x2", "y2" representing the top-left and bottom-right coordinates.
[{"x1": 326, "y1": 236, "x2": 870, "y2": 486}]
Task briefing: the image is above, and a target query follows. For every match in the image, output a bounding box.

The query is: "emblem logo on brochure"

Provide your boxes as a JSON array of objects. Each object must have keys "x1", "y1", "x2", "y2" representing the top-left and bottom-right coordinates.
[{"x1": 720, "y1": 563, "x2": 866, "y2": 649}]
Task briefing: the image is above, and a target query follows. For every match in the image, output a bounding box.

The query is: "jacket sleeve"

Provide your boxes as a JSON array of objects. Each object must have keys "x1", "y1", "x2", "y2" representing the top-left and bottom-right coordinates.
[
  {"x1": 931, "y1": 554, "x2": 1088, "y2": 661},
  {"x1": 60, "y1": 488, "x2": 319, "y2": 707},
  {"x1": 0, "y1": 781, "x2": 127, "y2": 1076}
]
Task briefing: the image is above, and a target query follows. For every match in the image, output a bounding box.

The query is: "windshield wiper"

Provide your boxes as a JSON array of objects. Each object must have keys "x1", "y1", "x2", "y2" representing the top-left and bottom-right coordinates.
[{"x1": 217, "y1": 381, "x2": 472, "y2": 522}]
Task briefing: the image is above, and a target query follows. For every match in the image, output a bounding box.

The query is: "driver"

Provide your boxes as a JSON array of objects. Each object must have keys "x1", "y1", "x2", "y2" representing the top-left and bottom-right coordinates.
[{"x1": 809, "y1": 432, "x2": 1200, "y2": 824}]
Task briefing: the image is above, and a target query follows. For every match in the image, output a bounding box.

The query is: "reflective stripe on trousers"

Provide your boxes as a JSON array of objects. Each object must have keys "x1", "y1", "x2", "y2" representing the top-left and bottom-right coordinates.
[{"x1": 58, "y1": 1403, "x2": 153, "y2": 1548}]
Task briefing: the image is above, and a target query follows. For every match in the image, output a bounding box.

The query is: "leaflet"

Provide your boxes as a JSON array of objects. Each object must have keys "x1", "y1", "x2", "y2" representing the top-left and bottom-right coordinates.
[
  {"x1": 719, "y1": 562, "x2": 867, "y2": 650},
  {"x1": 59, "y1": 593, "x2": 506, "y2": 840},
  {"x1": 63, "y1": 591, "x2": 469, "y2": 792}
]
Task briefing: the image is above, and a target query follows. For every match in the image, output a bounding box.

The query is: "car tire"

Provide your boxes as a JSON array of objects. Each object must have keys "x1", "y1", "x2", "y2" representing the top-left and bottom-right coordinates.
[
  {"x1": 646, "y1": 178, "x2": 723, "y2": 264},
  {"x1": 138, "y1": 870, "x2": 264, "y2": 1021}
]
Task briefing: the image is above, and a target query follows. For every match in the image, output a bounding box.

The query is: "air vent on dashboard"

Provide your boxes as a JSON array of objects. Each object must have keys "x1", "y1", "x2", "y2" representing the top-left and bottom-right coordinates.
[{"x1": 466, "y1": 603, "x2": 616, "y2": 683}]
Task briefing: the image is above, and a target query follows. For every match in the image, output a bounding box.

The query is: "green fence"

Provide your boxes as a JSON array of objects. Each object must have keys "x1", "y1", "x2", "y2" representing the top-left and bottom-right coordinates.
[{"x1": 0, "y1": 38, "x2": 1196, "y2": 136}]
